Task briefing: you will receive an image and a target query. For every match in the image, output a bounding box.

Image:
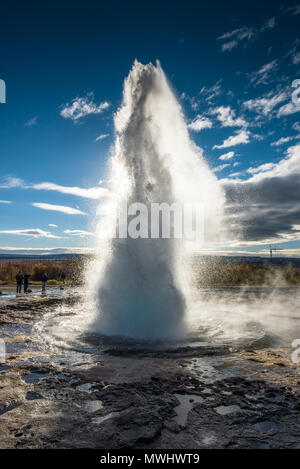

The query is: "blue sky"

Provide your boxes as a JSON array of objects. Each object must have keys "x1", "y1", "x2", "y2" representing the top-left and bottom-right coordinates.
[{"x1": 0, "y1": 1, "x2": 300, "y2": 256}]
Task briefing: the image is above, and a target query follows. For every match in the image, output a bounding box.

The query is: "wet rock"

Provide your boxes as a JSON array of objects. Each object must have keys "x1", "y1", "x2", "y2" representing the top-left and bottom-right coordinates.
[
  {"x1": 26, "y1": 391, "x2": 44, "y2": 400},
  {"x1": 253, "y1": 420, "x2": 284, "y2": 433},
  {"x1": 163, "y1": 419, "x2": 182, "y2": 433}
]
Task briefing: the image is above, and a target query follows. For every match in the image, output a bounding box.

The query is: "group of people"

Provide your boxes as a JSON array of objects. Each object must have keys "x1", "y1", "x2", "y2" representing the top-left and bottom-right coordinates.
[{"x1": 16, "y1": 271, "x2": 48, "y2": 294}]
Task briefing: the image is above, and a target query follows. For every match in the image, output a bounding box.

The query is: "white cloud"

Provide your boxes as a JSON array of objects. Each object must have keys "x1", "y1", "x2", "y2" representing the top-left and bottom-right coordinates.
[
  {"x1": 199, "y1": 80, "x2": 223, "y2": 103},
  {"x1": 31, "y1": 203, "x2": 86, "y2": 215},
  {"x1": 48, "y1": 224, "x2": 58, "y2": 228},
  {"x1": 0, "y1": 176, "x2": 109, "y2": 200},
  {"x1": 60, "y1": 92, "x2": 110, "y2": 121},
  {"x1": 213, "y1": 163, "x2": 230, "y2": 172},
  {"x1": 64, "y1": 229, "x2": 94, "y2": 237},
  {"x1": 243, "y1": 91, "x2": 287, "y2": 116},
  {"x1": 218, "y1": 17, "x2": 276, "y2": 52},
  {"x1": 31, "y1": 182, "x2": 109, "y2": 199},
  {"x1": 0, "y1": 177, "x2": 24, "y2": 188},
  {"x1": 210, "y1": 106, "x2": 247, "y2": 127},
  {"x1": 287, "y1": 5, "x2": 300, "y2": 15},
  {"x1": 246, "y1": 162, "x2": 277, "y2": 175},
  {"x1": 221, "y1": 40, "x2": 238, "y2": 52},
  {"x1": 249, "y1": 60, "x2": 278, "y2": 86},
  {"x1": 0, "y1": 229, "x2": 60, "y2": 238},
  {"x1": 188, "y1": 115, "x2": 213, "y2": 131},
  {"x1": 24, "y1": 116, "x2": 38, "y2": 127},
  {"x1": 293, "y1": 122, "x2": 300, "y2": 132},
  {"x1": 219, "y1": 151, "x2": 235, "y2": 161},
  {"x1": 292, "y1": 52, "x2": 300, "y2": 65},
  {"x1": 247, "y1": 144, "x2": 300, "y2": 181},
  {"x1": 213, "y1": 130, "x2": 250, "y2": 149},
  {"x1": 277, "y1": 101, "x2": 300, "y2": 117},
  {"x1": 228, "y1": 171, "x2": 242, "y2": 178},
  {"x1": 0, "y1": 200, "x2": 12, "y2": 204},
  {"x1": 271, "y1": 136, "x2": 300, "y2": 146},
  {"x1": 95, "y1": 133, "x2": 109, "y2": 142}
]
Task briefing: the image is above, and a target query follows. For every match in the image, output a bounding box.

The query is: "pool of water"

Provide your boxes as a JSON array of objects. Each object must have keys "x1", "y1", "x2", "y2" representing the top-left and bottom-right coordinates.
[
  {"x1": 32, "y1": 285, "x2": 300, "y2": 359},
  {"x1": 0, "y1": 285, "x2": 81, "y2": 304}
]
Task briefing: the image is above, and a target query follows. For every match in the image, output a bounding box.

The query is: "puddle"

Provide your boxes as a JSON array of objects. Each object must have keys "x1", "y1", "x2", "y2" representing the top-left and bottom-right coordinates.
[
  {"x1": 173, "y1": 393, "x2": 204, "y2": 427},
  {"x1": 0, "y1": 365, "x2": 11, "y2": 372},
  {"x1": 214, "y1": 404, "x2": 241, "y2": 416},
  {"x1": 26, "y1": 391, "x2": 44, "y2": 400},
  {"x1": 76, "y1": 382, "x2": 93, "y2": 393},
  {"x1": 0, "y1": 286, "x2": 80, "y2": 305},
  {"x1": 22, "y1": 372, "x2": 51, "y2": 383},
  {"x1": 82, "y1": 400, "x2": 103, "y2": 413},
  {"x1": 253, "y1": 420, "x2": 284, "y2": 432},
  {"x1": 267, "y1": 393, "x2": 284, "y2": 403}
]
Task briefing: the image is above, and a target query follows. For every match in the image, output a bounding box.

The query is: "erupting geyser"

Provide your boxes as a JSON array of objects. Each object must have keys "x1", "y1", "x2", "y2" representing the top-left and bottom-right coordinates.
[{"x1": 86, "y1": 60, "x2": 226, "y2": 340}]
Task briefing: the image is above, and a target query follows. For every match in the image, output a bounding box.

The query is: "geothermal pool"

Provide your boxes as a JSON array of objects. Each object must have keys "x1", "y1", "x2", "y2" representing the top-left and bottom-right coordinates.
[{"x1": 34, "y1": 285, "x2": 300, "y2": 358}]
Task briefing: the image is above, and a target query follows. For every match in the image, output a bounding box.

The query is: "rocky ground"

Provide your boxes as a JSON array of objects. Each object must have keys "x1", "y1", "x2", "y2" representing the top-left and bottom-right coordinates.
[{"x1": 0, "y1": 295, "x2": 300, "y2": 449}]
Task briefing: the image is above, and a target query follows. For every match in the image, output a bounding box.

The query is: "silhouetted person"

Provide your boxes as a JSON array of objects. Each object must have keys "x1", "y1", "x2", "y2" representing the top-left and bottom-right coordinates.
[
  {"x1": 61, "y1": 271, "x2": 66, "y2": 284},
  {"x1": 41, "y1": 272, "x2": 48, "y2": 294},
  {"x1": 16, "y1": 271, "x2": 23, "y2": 293},
  {"x1": 24, "y1": 272, "x2": 30, "y2": 293}
]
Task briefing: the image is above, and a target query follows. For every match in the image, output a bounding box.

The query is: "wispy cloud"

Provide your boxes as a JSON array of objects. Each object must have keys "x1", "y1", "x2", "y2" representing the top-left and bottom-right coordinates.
[
  {"x1": 213, "y1": 130, "x2": 250, "y2": 149},
  {"x1": 0, "y1": 228, "x2": 60, "y2": 238},
  {"x1": 246, "y1": 162, "x2": 277, "y2": 175},
  {"x1": 64, "y1": 229, "x2": 94, "y2": 237},
  {"x1": 243, "y1": 90, "x2": 287, "y2": 117},
  {"x1": 271, "y1": 135, "x2": 300, "y2": 146},
  {"x1": 31, "y1": 182, "x2": 109, "y2": 199},
  {"x1": 249, "y1": 60, "x2": 278, "y2": 86},
  {"x1": 95, "y1": 133, "x2": 109, "y2": 142},
  {"x1": 48, "y1": 224, "x2": 58, "y2": 228},
  {"x1": 277, "y1": 90, "x2": 300, "y2": 117},
  {"x1": 219, "y1": 151, "x2": 235, "y2": 161},
  {"x1": 218, "y1": 17, "x2": 276, "y2": 52},
  {"x1": 0, "y1": 177, "x2": 109, "y2": 200},
  {"x1": 31, "y1": 203, "x2": 86, "y2": 215},
  {"x1": 293, "y1": 122, "x2": 300, "y2": 131},
  {"x1": 0, "y1": 177, "x2": 24, "y2": 189},
  {"x1": 287, "y1": 4, "x2": 300, "y2": 16},
  {"x1": 210, "y1": 106, "x2": 248, "y2": 127},
  {"x1": 221, "y1": 40, "x2": 239, "y2": 52},
  {"x1": 188, "y1": 115, "x2": 213, "y2": 131},
  {"x1": 213, "y1": 163, "x2": 230, "y2": 172},
  {"x1": 199, "y1": 80, "x2": 223, "y2": 103},
  {"x1": 60, "y1": 92, "x2": 110, "y2": 121},
  {"x1": 24, "y1": 116, "x2": 38, "y2": 127},
  {"x1": 0, "y1": 200, "x2": 12, "y2": 204},
  {"x1": 292, "y1": 52, "x2": 300, "y2": 65}
]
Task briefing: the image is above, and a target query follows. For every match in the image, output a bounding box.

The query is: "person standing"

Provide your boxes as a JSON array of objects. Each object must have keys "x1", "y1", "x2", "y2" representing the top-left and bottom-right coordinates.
[
  {"x1": 23, "y1": 272, "x2": 30, "y2": 293},
  {"x1": 41, "y1": 272, "x2": 48, "y2": 294},
  {"x1": 61, "y1": 271, "x2": 66, "y2": 284},
  {"x1": 16, "y1": 271, "x2": 23, "y2": 294}
]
